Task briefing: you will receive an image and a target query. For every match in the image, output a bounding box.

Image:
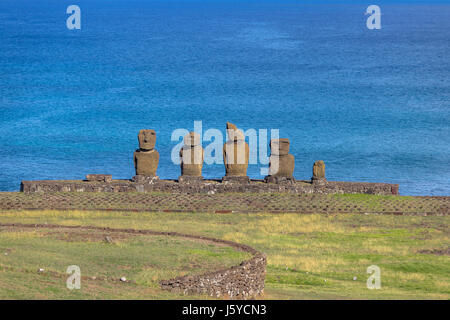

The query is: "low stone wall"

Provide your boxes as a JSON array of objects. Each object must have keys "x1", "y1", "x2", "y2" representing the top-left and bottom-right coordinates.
[
  {"x1": 21, "y1": 178, "x2": 399, "y2": 195},
  {"x1": 160, "y1": 254, "x2": 266, "y2": 299},
  {"x1": 0, "y1": 222, "x2": 267, "y2": 299}
]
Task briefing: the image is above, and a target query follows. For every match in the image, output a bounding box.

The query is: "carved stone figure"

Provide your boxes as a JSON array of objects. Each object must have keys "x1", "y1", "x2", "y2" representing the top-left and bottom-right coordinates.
[
  {"x1": 223, "y1": 122, "x2": 249, "y2": 182},
  {"x1": 312, "y1": 160, "x2": 326, "y2": 185},
  {"x1": 265, "y1": 138, "x2": 295, "y2": 183},
  {"x1": 134, "y1": 129, "x2": 159, "y2": 177},
  {"x1": 179, "y1": 132, "x2": 204, "y2": 181}
]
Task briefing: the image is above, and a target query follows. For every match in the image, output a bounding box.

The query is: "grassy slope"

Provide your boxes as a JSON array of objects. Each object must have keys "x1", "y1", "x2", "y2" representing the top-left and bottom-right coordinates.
[
  {"x1": 0, "y1": 210, "x2": 448, "y2": 299},
  {"x1": 0, "y1": 225, "x2": 250, "y2": 299}
]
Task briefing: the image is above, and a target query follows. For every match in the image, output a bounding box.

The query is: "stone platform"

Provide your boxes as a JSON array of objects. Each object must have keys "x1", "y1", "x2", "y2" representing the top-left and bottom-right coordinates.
[
  {"x1": 20, "y1": 177, "x2": 399, "y2": 196},
  {"x1": 1, "y1": 191, "x2": 448, "y2": 215}
]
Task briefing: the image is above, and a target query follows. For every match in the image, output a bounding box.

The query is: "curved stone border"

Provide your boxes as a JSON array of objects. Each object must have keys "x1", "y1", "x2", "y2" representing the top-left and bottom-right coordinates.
[{"x1": 0, "y1": 223, "x2": 266, "y2": 299}]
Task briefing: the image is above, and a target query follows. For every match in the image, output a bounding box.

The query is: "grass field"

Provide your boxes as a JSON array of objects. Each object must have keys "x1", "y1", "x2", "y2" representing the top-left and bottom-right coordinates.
[
  {"x1": 0, "y1": 223, "x2": 251, "y2": 299},
  {"x1": 0, "y1": 207, "x2": 448, "y2": 299}
]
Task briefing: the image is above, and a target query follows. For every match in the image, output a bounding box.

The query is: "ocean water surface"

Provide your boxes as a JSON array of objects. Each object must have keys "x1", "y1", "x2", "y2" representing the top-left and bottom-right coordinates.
[{"x1": 0, "y1": 0, "x2": 449, "y2": 195}]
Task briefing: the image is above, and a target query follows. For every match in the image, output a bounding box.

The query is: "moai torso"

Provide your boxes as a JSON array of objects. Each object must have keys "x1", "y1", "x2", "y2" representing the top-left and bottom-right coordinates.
[
  {"x1": 134, "y1": 149, "x2": 160, "y2": 176},
  {"x1": 312, "y1": 160, "x2": 326, "y2": 180},
  {"x1": 223, "y1": 122, "x2": 249, "y2": 177},
  {"x1": 223, "y1": 140, "x2": 249, "y2": 176},
  {"x1": 268, "y1": 154, "x2": 295, "y2": 177},
  {"x1": 134, "y1": 129, "x2": 159, "y2": 177},
  {"x1": 267, "y1": 138, "x2": 295, "y2": 178},
  {"x1": 180, "y1": 132, "x2": 204, "y2": 177}
]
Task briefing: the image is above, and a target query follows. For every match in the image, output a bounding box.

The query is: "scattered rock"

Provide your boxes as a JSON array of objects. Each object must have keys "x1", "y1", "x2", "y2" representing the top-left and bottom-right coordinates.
[
  {"x1": 120, "y1": 277, "x2": 127, "y2": 282},
  {"x1": 105, "y1": 236, "x2": 113, "y2": 244},
  {"x1": 418, "y1": 248, "x2": 450, "y2": 256},
  {"x1": 160, "y1": 254, "x2": 266, "y2": 299},
  {"x1": 38, "y1": 268, "x2": 45, "y2": 273}
]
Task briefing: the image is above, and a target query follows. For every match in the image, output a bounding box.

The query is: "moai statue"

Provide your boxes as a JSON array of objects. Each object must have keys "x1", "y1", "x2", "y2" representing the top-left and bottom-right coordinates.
[
  {"x1": 179, "y1": 132, "x2": 204, "y2": 183},
  {"x1": 133, "y1": 129, "x2": 159, "y2": 181},
  {"x1": 222, "y1": 122, "x2": 250, "y2": 183},
  {"x1": 311, "y1": 160, "x2": 326, "y2": 185},
  {"x1": 265, "y1": 138, "x2": 295, "y2": 183}
]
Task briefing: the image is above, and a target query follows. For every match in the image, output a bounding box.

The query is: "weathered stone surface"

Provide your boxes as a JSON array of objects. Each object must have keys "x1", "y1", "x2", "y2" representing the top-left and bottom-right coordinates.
[
  {"x1": 134, "y1": 150, "x2": 159, "y2": 176},
  {"x1": 223, "y1": 123, "x2": 249, "y2": 179},
  {"x1": 134, "y1": 129, "x2": 159, "y2": 177},
  {"x1": 183, "y1": 131, "x2": 201, "y2": 146},
  {"x1": 222, "y1": 176, "x2": 250, "y2": 184},
  {"x1": 20, "y1": 179, "x2": 400, "y2": 196},
  {"x1": 138, "y1": 129, "x2": 156, "y2": 151},
  {"x1": 85, "y1": 174, "x2": 112, "y2": 182},
  {"x1": 178, "y1": 175, "x2": 204, "y2": 184},
  {"x1": 312, "y1": 160, "x2": 326, "y2": 185},
  {"x1": 159, "y1": 233, "x2": 266, "y2": 299},
  {"x1": 266, "y1": 139, "x2": 295, "y2": 181},
  {"x1": 226, "y1": 122, "x2": 245, "y2": 142},
  {"x1": 132, "y1": 175, "x2": 159, "y2": 184},
  {"x1": 223, "y1": 141, "x2": 249, "y2": 177},
  {"x1": 180, "y1": 132, "x2": 204, "y2": 178},
  {"x1": 270, "y1": 138, "x2": 290, "y2": 156},
  {"x1": 264, "y1": 175, "x2": 295, "y2": 184},
  {"x1": 313, "y1": 160, "x2": 326, "y2": 179},
  {"x1": 268, "y1": 154, "x2": 295, "y2": 177},
  {"x1": 160, "y1": 254, "x2": 266, "y2": 299}
]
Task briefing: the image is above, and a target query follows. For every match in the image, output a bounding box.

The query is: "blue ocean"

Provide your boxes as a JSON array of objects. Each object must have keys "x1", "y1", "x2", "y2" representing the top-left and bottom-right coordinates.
[{"x1": 0, "y1": 0, "x2": 449, "y2": 195}]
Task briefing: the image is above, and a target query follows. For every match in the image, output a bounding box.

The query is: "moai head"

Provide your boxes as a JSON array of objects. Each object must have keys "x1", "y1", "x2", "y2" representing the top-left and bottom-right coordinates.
[
  {"x1": 226, "y1": 122, "x2": 245, "y2": 142},
  {"x1": 183, "y1": 132, "x2": 201, "y2": 147},
  {"x1": 313, "y1": 160, "x2": 326, "y2": 179},
  {"x1": 138, "y1": 129, "x2": 156, "y2": 151},
  {"x1": 270, "y1": 138, "x2": 290, "y2": 156}
]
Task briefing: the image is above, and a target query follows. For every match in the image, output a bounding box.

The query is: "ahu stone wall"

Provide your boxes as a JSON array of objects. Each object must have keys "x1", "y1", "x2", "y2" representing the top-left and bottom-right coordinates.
[{"x1": 21, "y1": 178, "x2": 399, "y2": 195}]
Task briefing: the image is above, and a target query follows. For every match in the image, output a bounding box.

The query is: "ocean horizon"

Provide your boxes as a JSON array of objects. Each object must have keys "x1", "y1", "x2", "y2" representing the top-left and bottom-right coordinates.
[{"x1": 0, "y1": 0, "x2": 449, "y2": 195}]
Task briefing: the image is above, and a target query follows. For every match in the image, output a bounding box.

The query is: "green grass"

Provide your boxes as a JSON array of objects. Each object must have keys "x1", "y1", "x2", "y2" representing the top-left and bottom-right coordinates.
[
  {"x1": 0, "y1": 224, "x2": 250, "y2": 299},
  {"x1": 0, "y1": 209, "x2": 448, "y2": 299}
]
